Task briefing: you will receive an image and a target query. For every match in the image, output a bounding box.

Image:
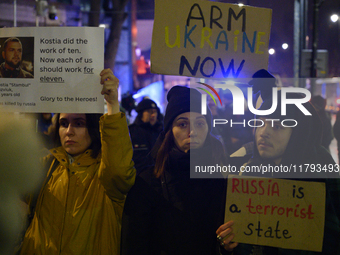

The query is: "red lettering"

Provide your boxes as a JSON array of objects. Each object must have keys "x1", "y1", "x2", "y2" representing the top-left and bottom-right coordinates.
[
  {"x1": 236, "y1": 179, "x2": 280, "y2": 196},
  {"x1": 259, "y1": 180, "x2": 264, "y2": 195},
  {"x1": 243, "y1": 202, "x2": 314, "y2": 220},
  {"x1": 272, "y1": 182, "x2": 280, "y2": 196},
  {"x1": 277, "y1": 207, "x2": 285, "y2": 215},
  {"x1": 256, "y1": 204, "x2": 263, "y2": 214},
  {"x1": 246, "y1": 198, "x2": 256, "y2": 214},
  {"x1": 294, "y1": 204, "x2": 300, "y2": 217},
  {"x1": 267, "y1": 180, "x2": 272, "y2": 196},
  {"x1": 242, "y1": 180, "x2": 249, "y2": 194},
  {"x1": 264, "y1": 205, "x2": 270, "y2": 215},
  {"x1": 306, "y1": 205, "x2": 315, "y2": 219},
  {"x1": 250, "y1": 180, "x2": 257, "y2": 194},
  {"x1": 286, "y1": 207, "x2": 293, "y2": 217},
  {"x1": 271, "y1": 205, "x2": 278, "y2": 215},
  {"x1": 232, "y1": 178, "x2": 240, "y2": 193}
]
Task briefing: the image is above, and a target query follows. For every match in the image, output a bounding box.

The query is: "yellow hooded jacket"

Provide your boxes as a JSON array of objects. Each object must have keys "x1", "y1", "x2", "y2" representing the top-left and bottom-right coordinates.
[{"x1": 20, "y1": 113, "x2": 136, "y2": 255}]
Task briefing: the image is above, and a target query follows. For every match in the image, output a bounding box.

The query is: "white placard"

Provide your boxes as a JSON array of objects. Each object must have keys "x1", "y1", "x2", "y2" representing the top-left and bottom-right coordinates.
[{"x1": 0, "y1": 27, "x2": 104, "y2": 113}]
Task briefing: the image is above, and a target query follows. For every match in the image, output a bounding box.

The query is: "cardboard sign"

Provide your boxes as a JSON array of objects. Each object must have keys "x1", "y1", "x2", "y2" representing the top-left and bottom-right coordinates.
[
  {"x1": 0, "y1": 27, "x2": 104, "y2": 113},
  {"x1": 151, "y1": 0, "x2": 272, "y2": 79},
  {"x1": 225, "y1": 175, "x2": 326, "y2": 252}
]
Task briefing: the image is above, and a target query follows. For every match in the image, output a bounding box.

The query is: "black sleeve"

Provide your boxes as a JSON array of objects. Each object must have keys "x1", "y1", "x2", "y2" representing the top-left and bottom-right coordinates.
[
  {"x1": 121, "y1": 176, "x2": 159, "y2": 255},
  {"x1": 132, "y1": 148, "x2": 151, "y2": 175},
  {"x1": 128, "y1": 125, "x2": 152, "y2": 175}
]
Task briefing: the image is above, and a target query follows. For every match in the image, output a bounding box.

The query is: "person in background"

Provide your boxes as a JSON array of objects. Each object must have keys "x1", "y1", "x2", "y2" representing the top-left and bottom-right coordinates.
[
  {"x1": 311, "y1": 95, "x2": 333, "y2": 152},
  {"x1": 36, "y1": 113, "x2": 54, "y2": 149},
  {"x1": 0, "y1": 37, "x2": 33, "y2": 78},
  {"x1": 136, "y1": 56, "x2": 151, "y2": 88},
  {"x1": 129, "y1": 98, "x2": 163, "y2": 174},
  {"x1": 219, "y1": 77, "x2": 340, "y2": 255},
  {"x1": 19, "y1": 69, "x2": 136, "y2": 255},
  {"x1": 121, "y1": 86, "x2": 228, "y2": 255}
]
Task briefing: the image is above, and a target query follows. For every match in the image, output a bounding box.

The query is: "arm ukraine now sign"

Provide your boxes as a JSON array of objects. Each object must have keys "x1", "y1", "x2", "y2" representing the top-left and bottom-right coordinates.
[{"x1": 150, "y1": 0, "x2": 272, "y2": 80}]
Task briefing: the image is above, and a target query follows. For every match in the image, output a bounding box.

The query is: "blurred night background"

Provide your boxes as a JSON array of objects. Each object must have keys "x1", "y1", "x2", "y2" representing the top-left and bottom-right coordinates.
[{"x1": 1, "y1": 0, "x2": 340, "y2": 113}]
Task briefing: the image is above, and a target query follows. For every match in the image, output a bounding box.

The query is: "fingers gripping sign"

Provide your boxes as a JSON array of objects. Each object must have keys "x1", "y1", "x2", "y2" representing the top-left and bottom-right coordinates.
[
  {"x1": 100, "y1": 69, "x2": 120, "y2": 115},
  {"x1": 216, "y1": 220, "x2": 239, "y2": 252},
  {"x1": 100, "y1": 68, "x2": 119, "y2": 102}
]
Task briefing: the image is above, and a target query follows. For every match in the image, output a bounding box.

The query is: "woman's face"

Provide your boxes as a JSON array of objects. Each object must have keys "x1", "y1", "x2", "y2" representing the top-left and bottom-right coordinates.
[
  {"x1": 59, "y1": 113, "x2": 92, "y2": 157},
  {"x1": 172, "y1": 112, "x2": 208, "y2": 153}
]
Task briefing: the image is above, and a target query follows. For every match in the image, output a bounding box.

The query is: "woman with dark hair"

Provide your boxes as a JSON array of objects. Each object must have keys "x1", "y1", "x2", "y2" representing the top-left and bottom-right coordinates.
[
  {"x1": 53, "y1": 113, "x2": 103, "y2": 158},
  {"x1": 121, "y1": 86, "x2": 228, "y2": 255},
  {"x1": 20, "y1": 69, "x2": 136, "y2": 255}
]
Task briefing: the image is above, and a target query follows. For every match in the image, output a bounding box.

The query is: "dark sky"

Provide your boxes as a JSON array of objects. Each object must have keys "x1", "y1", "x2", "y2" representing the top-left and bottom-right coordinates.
[
  {"x1": 137, "y1": 0, "x2": 340, "y2": 78},
  {"x1": 249, "y1": 0, "x2": 295, "y2": 77},
  {"x1": 316, "y1": 0, "x2": 340, "y2": 77}
]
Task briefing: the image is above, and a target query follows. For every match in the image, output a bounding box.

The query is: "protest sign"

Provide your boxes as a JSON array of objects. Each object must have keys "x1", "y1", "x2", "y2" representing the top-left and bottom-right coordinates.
[
  {"x1": 151, "y1": 0, "x2": 272, "y2": 80},
  {"x1": 0, "y1": 27, "x2": 104, "y2": 113},
  {"x1": 225, "y1": 175, "x2": 326, "y2": 252}
]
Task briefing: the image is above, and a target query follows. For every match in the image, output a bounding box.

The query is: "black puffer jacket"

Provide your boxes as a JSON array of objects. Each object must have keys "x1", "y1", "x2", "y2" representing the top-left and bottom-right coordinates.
[
  {"x1": 121, "y1": 135, "x2": 227, "y2": 255},
  {"x1": 128, "y1": 118, "x2": 163, "y2": 174}
]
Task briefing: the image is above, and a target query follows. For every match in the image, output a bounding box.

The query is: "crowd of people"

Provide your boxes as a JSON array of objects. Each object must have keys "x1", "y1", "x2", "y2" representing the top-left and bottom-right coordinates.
[{"x1": 1, "y1": 67, "x2": 340, "y2": 255}]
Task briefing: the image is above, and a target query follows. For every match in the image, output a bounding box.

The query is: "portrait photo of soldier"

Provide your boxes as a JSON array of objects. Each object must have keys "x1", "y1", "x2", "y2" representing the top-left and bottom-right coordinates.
[{"x1": 0, "y1": 37, "x2": 34, "y2": 78}]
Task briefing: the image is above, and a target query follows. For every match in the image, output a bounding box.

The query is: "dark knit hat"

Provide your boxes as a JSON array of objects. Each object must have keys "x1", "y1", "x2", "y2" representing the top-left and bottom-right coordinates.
[
  {"x1": 163, "y1": 86, "x2": 212, "y2": 133},
  {"x1": 135, "y1": 98, "x2": 158, "y2": 113}
]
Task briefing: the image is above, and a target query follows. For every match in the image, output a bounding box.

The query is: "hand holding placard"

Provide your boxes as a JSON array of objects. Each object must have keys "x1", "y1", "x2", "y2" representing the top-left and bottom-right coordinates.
[
  {"x1": 216, "y1": 221, "x2": 239, "y2": 251},
  {"x1": 0, "y1": 27, "x2": 104, "y2": 113},
  {"x1": 100, "y1": 68, "x2": 120, "y2": 115},
  {"x1": 224, "y1": 175, "x2": 326, "y2": 252}
]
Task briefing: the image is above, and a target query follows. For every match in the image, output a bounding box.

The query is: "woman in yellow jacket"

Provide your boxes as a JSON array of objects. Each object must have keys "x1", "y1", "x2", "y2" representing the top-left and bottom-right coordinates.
[{"x1": 20, "y1": 69, "x2": 136, "y2": 255}]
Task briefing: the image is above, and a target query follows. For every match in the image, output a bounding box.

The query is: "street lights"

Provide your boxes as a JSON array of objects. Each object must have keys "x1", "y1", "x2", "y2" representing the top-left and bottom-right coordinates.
[
  {"x1": 330, "y1": 14, "x2": 340, "y2": 76},
  {"x1": 330, "y1": 14, "x2": 340, "y2": 45},
  {"x1": 330, "y1": 14, "x2": 339, "y2": 23},
  {"x1": 282, "y1": 43, "x2": 289, "y2": 50}
]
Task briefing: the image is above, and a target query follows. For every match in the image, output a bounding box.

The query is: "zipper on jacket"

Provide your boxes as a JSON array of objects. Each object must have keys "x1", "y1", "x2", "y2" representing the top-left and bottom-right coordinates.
[
  {"x1": 58, "y1": 170, "x2": 71, "y2": 254},
  {"x1": 161, "y1": 173, "x2": 170, "y2": 201}
]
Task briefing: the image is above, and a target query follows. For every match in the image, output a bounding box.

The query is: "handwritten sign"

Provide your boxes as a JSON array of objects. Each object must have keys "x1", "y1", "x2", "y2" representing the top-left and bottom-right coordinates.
[
  {"x1": 151, "y1": 0, "x2": 272, "y2": 79},
  {"x1": 0, "y1": 27, "x2": 104, "y2": 113},
  {"x1": 225, "y1": 175, "x2": 326, "y2": 252}
]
